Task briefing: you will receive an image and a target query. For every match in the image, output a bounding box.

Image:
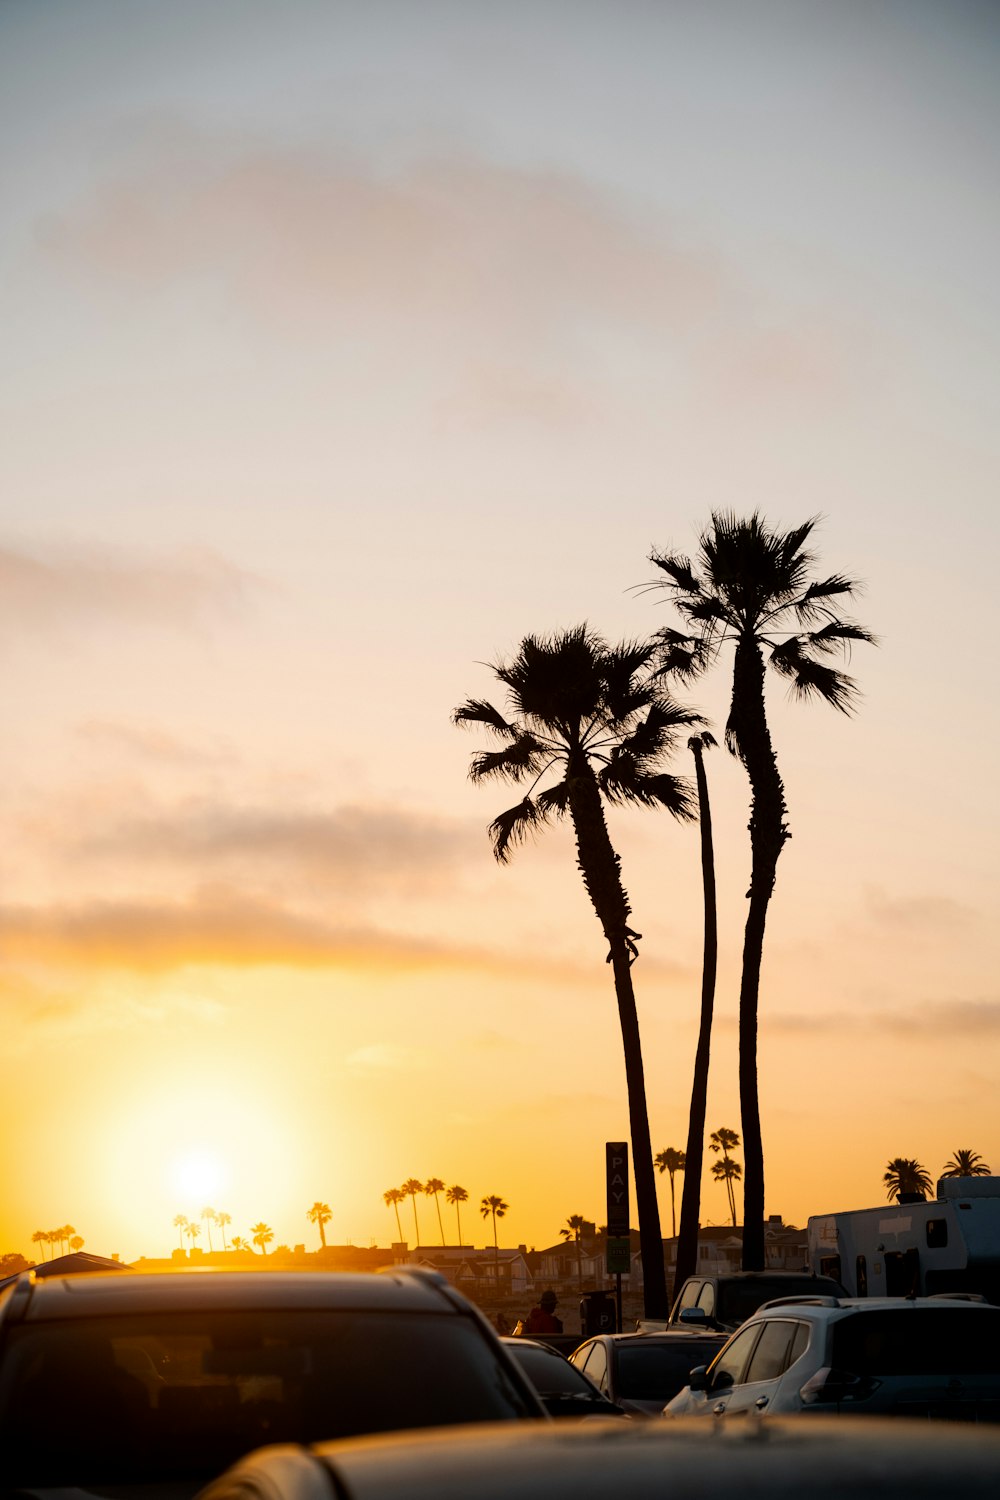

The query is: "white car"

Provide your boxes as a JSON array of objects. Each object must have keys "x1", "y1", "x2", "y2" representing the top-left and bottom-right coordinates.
[{"x1": 664, "y1": 1294, "x2": 1000, "y2": 1421}]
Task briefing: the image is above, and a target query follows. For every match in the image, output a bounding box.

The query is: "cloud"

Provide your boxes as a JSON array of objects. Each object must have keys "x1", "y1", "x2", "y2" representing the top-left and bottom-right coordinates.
[
  {"x1": 763, "y1": 996, "x2": 1000, "y2": 1038},
  {"x1": 0, "y1": 970, "x2": 225, "y2": 1054},
  {"x1": 74, "y1": 720, "x2": 236, "y2": 768},
  {"x1": 862, "y1": 887, "x2": 979, "y2": 933},
  {"x1": 0, "y1": 542, "x2": 256, "y2": 639}
]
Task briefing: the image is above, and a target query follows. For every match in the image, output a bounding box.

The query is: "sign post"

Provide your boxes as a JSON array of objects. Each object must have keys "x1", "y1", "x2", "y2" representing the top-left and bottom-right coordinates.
[{"x1": 606, "y1": 1141, "x2": 630, "y2": 1332}]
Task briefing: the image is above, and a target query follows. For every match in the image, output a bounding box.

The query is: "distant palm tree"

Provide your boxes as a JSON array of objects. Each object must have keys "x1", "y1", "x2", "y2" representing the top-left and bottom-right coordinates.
[
  {"x1": 883, "y1": 1158, "x2": 932, "y2": 1202},
  {"x1": 231, "y1": 1236, "x2": 249, "y2": 1253},
  {"x1": 307, "y1": 1201, "x2": 333, "y2": 1248},
  {"x1": 383, "y1": 1187, "x2": 405, "y2": 1242},
  {"x1": 185, "y1": 1221, "x2": 201, "y2": 1248},
  {"x1": 60, "y1": 1225, "x2": 76, "y2": 1254},
  {"x1": 650, "y1": 514, "x2": 873, "y2": 1269},
  {"x1": 201, "y1": 1207, "x2": 217, "y2": 1253},
  {"x1": 402, "y1": 1178, "x2": 424, "y2": 1245},
  {"x1": 675, "y1": 731, "x2": 718, "y2": 1291},
  {"x1": 251, "y1": 1222, "x2": 274, "y2": 1255},
  {"x1": 216, "y1": 1211, "x2": 232, "y2": 1250},
  {"x1": 31, "y1": 1229, "x2": 49, "y2": 1260},
  {"x1": 711, "y1": 1158, "x2": 742, "y2": 1226},
  {"x1": 455, "y1": 626, "x2": 701, "y2": 1318},
  {"x1": 69, "y1": 1235, "x2": 84, "y2": 1252},
  {"x1": 941, "y1": 1150, "x2": 991, "y2": 1179},
  {"x1": 446, "y1": 1185, "x2": 468, "y2": 1245},
  {"x1": 173, "y1": 1214, "x2": 189, "y2": 1251},
  {"x1": 560, "y1": 1214, "x2": 587, "y2": 1293},
  {"x1": 655, "y1": 1148, "x2": 686, "y2": 1238},
  {"x1": 425, "y1": 1179, "x2": 447, "y2": 1244},
  {"x1": 709, "y1": 1129, "x2": 741, "y2": 1226},
  {"x1": 480, "y1": 1195, "x2": 508, "y2": 1290}
]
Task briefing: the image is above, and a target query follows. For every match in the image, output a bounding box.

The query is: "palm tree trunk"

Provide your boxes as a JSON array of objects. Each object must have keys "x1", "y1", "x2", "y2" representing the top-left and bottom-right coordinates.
[
  {"x1": 411, "y1": 1196, "x2": 420, "y2": 1245},
  {"x1": 320, "y1": 1222, "x2": 327, "y2": 1248},
  {"x1": 435, "y1": 1195, "x2": 445, "y2": 1245},
  {"x1": 393, "y1": 1202, "x2": 403, "y2": 1241},
  {"x1": 492, "y1": 1210, "x2": 500, "y2": 1289},
  {"x1": 676, "y1": 738, "x2": 717, "y2": 1293},
  {"x1": 455, "y1": 1202, "x2": 462, "y2": 1245},
  {"x1": 669, "y1": 1174, "x2": 677, "y2": 1239},
  {"x1": 566, "y1": 764, "x2": 668, "y2": 1319}
]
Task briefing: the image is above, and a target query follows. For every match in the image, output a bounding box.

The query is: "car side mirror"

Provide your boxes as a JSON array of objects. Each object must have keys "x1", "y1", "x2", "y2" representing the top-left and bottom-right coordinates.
[
  {"x1": 677, "y1": 1307, "x2": 710, "y2": 1328},
  {"x1": 688, "y1": 1365, "x2": 709, "y2": 1392}
]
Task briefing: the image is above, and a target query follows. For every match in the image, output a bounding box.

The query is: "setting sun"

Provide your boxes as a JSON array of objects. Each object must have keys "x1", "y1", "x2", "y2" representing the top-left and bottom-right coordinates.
[{"x1": 173, "y1": 1151, "x2": 226, "y2": 1202}]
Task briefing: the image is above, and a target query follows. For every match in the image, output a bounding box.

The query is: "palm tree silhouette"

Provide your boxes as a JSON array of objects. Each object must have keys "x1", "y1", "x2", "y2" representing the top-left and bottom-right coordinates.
[
  {"x1": 481, "y1": 1195, "x2": 508, "y2": 1291},
  {"x1": 941, "y1": 1149, "x2": 991, "y2": 1178},
  {"x1": 560, "y1": 1215, "x2": 587, "y2": 1294},
  {"x1": 185, "y1": 1221, "x2": 201, "y2": 1248},
  {"x1": 709, "y1": 1128, "x2": 741, "y2": 1227},
  {"x1": 446, "y1": 1185, "x2": 468, "y2": 1245},
  {"x1": 307, "y1": 1201, "x2": 333, "y2": 1248},
  {"x1": 216, "y1": 1211, "x2": 232, "y2": 1250},
  {"x1": 401, "y1": 1179, "x2": 424, "y2": 1245},
  {"x1": 883, "y1": 1158, "x2": 932, "y2": 1202},
  {"x1": 69, "y1": 1235, "x2": 84, "y2": 1252},
  {"x1": 173, "y1": 1214, "x2": 189, "y2": 1251},
  {"x1": 650, "y1": 516, "x2": 873, "y2": 1269},
  {"x1": 201, "y1": 1208, "x2": 217, "y2": 1253},
  {"x1": 674, "y1": 730, "x2": 718, "y2": 1290},
  {"x1": 455, "y1": 626, "x2": 701, "y2": 1318},
  {"x1": 711, "y1": 1158, "x2": 742, "y2": 1226},
  {"x1": 31, "y1": 1229, "x2": 49, "y2": 1261},
  {"x1": 231, "y1": 1235, "x2": 249, "y2": 1253},
  {"x1": 383, "y1": 1187, "x2": 405, "y2": 1242},
  {"x1": 250, "y1": 1221, "x2": 274, "y2": 1255},
  {"x1": 654, "y1": 1148, "x2": 686, "y2": 1239},
  {"x1": 425, "y1": 1179, "x2": 447, "y2": 1244}
]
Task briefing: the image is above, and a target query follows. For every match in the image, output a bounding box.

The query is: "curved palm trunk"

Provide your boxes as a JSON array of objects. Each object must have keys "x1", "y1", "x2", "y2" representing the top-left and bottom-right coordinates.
[
  {"x1": 675, "y1": 739, "x2": 717, "y2": 1294},
  {"x1": 319, "y1": 1221, "x2": 327, "y2": 1248},
  {"x1": 434, "y1": 1195, "x2": 445, "y2": 1245},
  {"x1": 731, "y1": 639, "x2": 788, "y2": 1271},
  {"x1": 567, "y1": 765, "x2": 668, "y2": 1319},
  {"x1": 455, "y1": 1202, "x2": 463, "y2": 1245}
]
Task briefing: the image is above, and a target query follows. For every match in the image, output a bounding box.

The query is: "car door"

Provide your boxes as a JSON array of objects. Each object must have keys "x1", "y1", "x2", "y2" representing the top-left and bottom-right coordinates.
[
  {"x1": 718, "y1": 1319, "x2": 808, "y2": 1416},
  {"x1": 679, "y1": 1324, "x2": 762, "y2": 1418}
]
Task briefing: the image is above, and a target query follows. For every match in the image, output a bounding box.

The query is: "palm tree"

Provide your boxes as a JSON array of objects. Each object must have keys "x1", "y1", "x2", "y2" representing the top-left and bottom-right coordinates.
[
  {"x1": 709, "y1": 1128, "x2": 741, "y2": 1227},
  {"x1": 173, "y1": 1214, "x2": 189, "y2": 1251},
  {"x1": 480, "y1": 1195, "x2": 508, "y2": 1291},
  {"x1": 941, "y1": 1150, "x2": 991, "y2": 1178},
  {"x1": 60, "y1": 1225, "x2": 76, "y2": 1254},
  {"x1": 425, "y1": 1179, "x2": 447, "y2": 1244},
  {"x1": 650, "y1": 515, "x2": 873, "y2": 1269},
  {"x1": 250, "y1": 1221, "x2": 274, "y2": 1255},
  {"x1": 69, "y1": 1235, "x2": 84, "y2": 1252},
  {"x1": 307, "y1": 1201, "x2": 333, "y2": 1248},
  {"x1": 216, "y1": 1211, "x2": 232, "y2": 1250},
  {"x1": 383, "y1": 1187, "x2": 405, "y2": 1242},
  {"x1": 654, "y1": 1148, "x2": 686, "y2": 1239},
  {"x1": 185, "y1": 1221, "x2": 201, "y2": 1248},
  {"x1": 674, "y1": 730, "x2": 718, "y2": 1291},
  {"x1": 711, "y1": 1158, "x2": 742, "y2": 1226},
  {"x1": 201, "y1": 1207, "x2": 217, "y2": 1253},
  {"x1": 455, "y1": 626, "x2": 701, "y2": 1317},
  {"x1": 231, "y1": 1235, "x2": 249, "y2": 1253},
  {"x1": 31, "y1": 1229, "x2": 49, "y2": 1261},
  {"x1": 883, "y1": 1158, "x2": 932, "y2": 1202},
  {"x1": 560, "y1": 1214, "x2": 587, "y2": 1294},
  {"x1": 402, "y1": 1178, "x2": 424, "y2": 1245},
  {"x1": 446, "y1": 1184, "x2": 468, "y2": 1245}
]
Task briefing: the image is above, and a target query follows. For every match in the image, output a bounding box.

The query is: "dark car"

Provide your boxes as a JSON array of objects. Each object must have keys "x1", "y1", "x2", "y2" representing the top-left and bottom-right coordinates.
[
  {"x1": 501, "y1": 1336, "x2": 627, "y2": 1418},
  {"x1": 195, "y1": 1415, "x2": 1000, "y2": 1500},
  {"x1": 668, "y1": 1271, "x2": 847, "y2": 1333},
  {"x1": 0, "y1": 1266, "x2": 546, "y2": 1496},
  {"x1": 568, "y1": 1330, "x2": 727, "y2": 1414}
]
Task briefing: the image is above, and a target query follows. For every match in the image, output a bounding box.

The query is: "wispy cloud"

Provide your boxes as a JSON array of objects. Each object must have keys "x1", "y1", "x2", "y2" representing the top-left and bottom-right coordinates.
[
  {"x1": 762, "y1": 997, "x2": 1000, "y2": 1038},
  {"x1": 862, "y1": 887, "x2": 979, "y2": 933},
  {"x1": 0, "y1": 970, "x2": 225, "y2": 1055},
  {"x1": 74, "y1": 720, "x2": 237, "y2": 768}
]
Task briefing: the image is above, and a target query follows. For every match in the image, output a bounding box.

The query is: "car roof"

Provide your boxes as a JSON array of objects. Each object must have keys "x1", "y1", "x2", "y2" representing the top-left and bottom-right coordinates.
[
  {"x1": 2, "y1": 1267, "x2": 465, "y2": 1322},
  {"x1": 747, "y1": 1295, "x2": 1000, "y2": 1322},
  {"x1": 581, "y1": 1331, "x2": 726, "y2": 1346}
]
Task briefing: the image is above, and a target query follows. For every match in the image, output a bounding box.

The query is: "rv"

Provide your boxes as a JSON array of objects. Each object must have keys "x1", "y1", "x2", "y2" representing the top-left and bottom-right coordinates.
[{"x1": 808, "y1": 1176, "x2": 1000, "y2": 1304}]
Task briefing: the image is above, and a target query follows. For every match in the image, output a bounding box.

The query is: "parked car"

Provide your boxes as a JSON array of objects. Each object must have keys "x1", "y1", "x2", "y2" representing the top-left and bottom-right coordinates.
[
  {"x1": 568, "y1": 1330, "x2": 727, "y2": 1414},
  {"x1": 665, "y1": 1294, "x2": 1000, "y2": 1420},
  {"x1": 501, "y1": 1336, "x2": 627, "y2": 1418},
  {"x1": 667, "y1": 1271, "x2": 847, "y2": 1333},
  {"x1": 0, "y1": 1267, "x2": 546, "y2": 1494},
  {"x1": 195, "y1": 1414, "x2": 1000, "y2": 1500}
]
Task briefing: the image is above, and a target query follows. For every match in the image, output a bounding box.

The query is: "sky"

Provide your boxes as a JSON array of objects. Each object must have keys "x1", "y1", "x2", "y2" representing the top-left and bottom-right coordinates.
[{"x1": 1, "y1": 0, "x2": 998, "y2": 1265}]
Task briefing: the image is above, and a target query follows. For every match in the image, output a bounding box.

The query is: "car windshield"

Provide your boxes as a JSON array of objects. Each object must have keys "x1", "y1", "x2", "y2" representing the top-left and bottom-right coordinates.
[
  {"x1": 831, "y1": 1309, "x2": 1000, "y2": 1376},
  {"x1": 509, "y1": 1344, "x2": 599, "y2": 1398},
  {"x1": 717, "y1": 1280, "x2": 838, "y2": 1325},
  {"x1": 0, "y1": 1309, "x2": 535, "y2": 1485},
  {"x1": 616, "y1": 1343, "x2": 713, "y2": 1401}
]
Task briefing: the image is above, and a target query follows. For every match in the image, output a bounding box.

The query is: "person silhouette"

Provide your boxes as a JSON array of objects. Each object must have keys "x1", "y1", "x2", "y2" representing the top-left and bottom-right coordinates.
[{"x1": 523, "y1": 1289, "x2": 562, "y2": 1335}]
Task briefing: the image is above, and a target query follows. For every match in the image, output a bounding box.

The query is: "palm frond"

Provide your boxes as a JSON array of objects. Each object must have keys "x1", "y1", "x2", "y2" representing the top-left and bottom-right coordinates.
[
  {"x1": 651, "y1": 628, "x2": 711, "y2": 682},
  {"x1": 452, "y1": 699, "x2": 516, "y2": 736},
  {"x1": 649, "y1": 550, "x2": 702, "y2": 594},
  {"x1": 802, "y1": 620, "x2": 877, "y2": 654},
  {"x1": 599, "y1": 762, "x2": 697, "y2": 819},
  {"x1": 488, "y1": 797, "x2": 549, "y2": 863},
  {"x1": 769, "y1": 638, "x2": 860, "y2": 712},
  {"x1": 469, "y1": 734, "x2": 548, "y2": 783},
  {"x1": 535, "y1": 781, "x2": 571, "y2": 816},
  {"x1": 614, "y1": 700, "x2": 707, "y2": 764},
  {"x1": 688, "y1": 729, "x2": 718, "y2": 751},
  {"x1": 794, "y1": 574, "x2": 857, "y2": 619}
]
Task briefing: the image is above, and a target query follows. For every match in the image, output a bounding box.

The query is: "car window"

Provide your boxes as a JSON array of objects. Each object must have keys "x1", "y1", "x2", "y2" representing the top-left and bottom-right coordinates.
[
  {"x1": 742, "y1": 1320, "x2": 803, "y2": 1384},
  {"x1": 717, "y1": 1278, "x2": 840, "y2": 1326},
  {"x1": 706, "y1": 1325, "x2": 760, "y2": 1391},
  {"x1": 0, "y1": 1309, "x2": 536, "y2": 1487},
  {"x1": 509, "y1": 1345, "x2": 597, "y2": 1398},
  {"x1": 581, "y1": 1342, "x2": 608, "y2": 1391},
  {"x1": 615, "y1": 1343, "x2": 717, "y2": 1402},
  {"x1": 696, "y1": 1284, "x2": 716, "y2": 1317},
  {"x1": 831, "y1": 1309, "x2": 1000, "y2": 1376},
  {"x1": 676, "y1": 1281, "x2": 702, "y2": 1312}
]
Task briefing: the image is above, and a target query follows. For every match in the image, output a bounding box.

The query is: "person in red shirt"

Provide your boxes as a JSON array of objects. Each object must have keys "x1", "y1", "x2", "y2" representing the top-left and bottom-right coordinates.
[{"x1": 523, "y1": 1289, "x2": 563, "y2": 1335}]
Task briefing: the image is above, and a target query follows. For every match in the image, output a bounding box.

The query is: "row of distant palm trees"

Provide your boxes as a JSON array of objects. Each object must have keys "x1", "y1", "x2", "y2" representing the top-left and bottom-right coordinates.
[
  {"x1": 884, "y1": 1150, "x2": 992, "y2": 1201},
  {"x1": 656, "y1": 1127, "x2": 743, "y2": 1234},
  {"x1": 173, "y1": 1210, "x2": 272, "y2": 1255},
  {"x1": 31, "y1": 1226, "x2": 84, "y2": 1258},
  {"x1": 456, "y1": 512, "x2": 876, "y2": 1315},
  {"x1": 382, "y1": 1180, "x2": 476, "y2": 1247}
]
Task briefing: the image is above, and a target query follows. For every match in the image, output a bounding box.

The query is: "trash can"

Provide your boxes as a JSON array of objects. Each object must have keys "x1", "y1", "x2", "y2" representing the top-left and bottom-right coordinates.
[{"x1": 580, "y1": 1289, "x2": 617, "y2": 1336}]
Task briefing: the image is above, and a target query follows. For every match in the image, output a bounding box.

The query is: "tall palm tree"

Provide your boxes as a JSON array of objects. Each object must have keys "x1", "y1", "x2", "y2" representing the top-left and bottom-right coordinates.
[
  {"x1": 307, "y1": 1201, "x2": 333, "y2": 1248},
  {"x1": 711, "y1": 1158, "x2": 742, "y2": 1226},
  {"x1": 383, "y1": 1187, "x2": 405, "y2": 1242},
  {"x1": 216, "y1": 1210, "x2": 232, "y2": 1250},
  {"x1": 201, "y1": 1207, "x2": 217, "y2": 1253},
  {"x1": 941, "y1": 1150, "x2": 991, "y2": 1178},
  {"x1": 650, "y1": 515, "x2": 873, "y2": 1270},
  {"x1": 446, "y1": 1184, "x2": 468, "y2": 1245},
  {"x1": 709, "y1": 1128, "x2": 741, "y2": 1227},
  {"x1": 185, "y1": 1221, "x2": 201, "y2": 1248},
  {"x1": 250, "y1": 1221, "x2": 274, "y2": 1255},
  {"x1": 173, "y1": 1214, "x2": 189, "y2": 1251},
  {"x1": 883, "y1": 1158, "x2": 932, "y2": 1202},
  {"x1": 455, "y1": 626, "x2": 701, "y2": 1318},
  {"x1": 401, "y1": 1178, "x2": 424, "y2": 1245},
  {"x1": 560, "y1": 1214, "x2": 587, "y2": 1294},
  {"x1": 425, "y1": 1179, "x2": 447, "y2": 1244},
  {"x1": 654, "y1": 1148, "x2": 686, "y2": 1239},
  {"x1": 675, "y1": 730, "x2": 718, "y2": 1291},
  {"x1": 480, "y1": 1195, "x2": 508, "y2": 1291},
  {"x1": 60, "y1": 1225, "x2": 76, "y2": 1254},
  {"x1": 31, "y1": 1229, "x2": 49, "y2": 1261}
]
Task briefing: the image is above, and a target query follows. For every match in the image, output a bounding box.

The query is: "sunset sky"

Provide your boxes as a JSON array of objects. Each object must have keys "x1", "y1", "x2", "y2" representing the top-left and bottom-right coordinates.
[{"x1": 2, "y1": 0, "x2": 998, "y2": 1265}]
